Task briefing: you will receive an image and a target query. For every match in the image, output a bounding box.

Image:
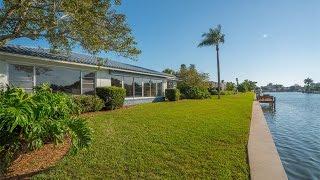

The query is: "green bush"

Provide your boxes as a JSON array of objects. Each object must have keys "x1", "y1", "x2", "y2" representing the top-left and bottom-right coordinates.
[
  {"x1": 184, "y1": 86, "x2": 211, "y2": 99},
  {"x1": 165, "y1": 89, "x2": 181, "y2": 101},
  {"x1": 96, "y1": 86, "x2": 126, "y2": 110},
  {"x1": 72, "y1": 95, "x2": 104, "y2": 113},
  {"x1": 208, "y1": 88, "x2": 218, "y2": 95},
  {"x1": 237, "y1": 84, "x2": 247, "y2": 92},
  {"x1": 180, "y1": 86, "x2": 211, "y2": 99},
  {"x1": 0, "y1": 85, "x2": 92, "y2": 175}
]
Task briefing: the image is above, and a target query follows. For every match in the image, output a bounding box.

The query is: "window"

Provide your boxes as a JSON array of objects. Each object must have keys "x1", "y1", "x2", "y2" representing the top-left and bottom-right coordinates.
[
  {"x1": 134, "y1": 78, "x2": 143, "y2": 97},
  {"x1": 157, "y1": 80, "x2": 163, "y2": 96},
  {"x1": 151, "y1": 80, "x2": 157, "y2": 97},
  {"x1": 36, "y1": 67, "x2": 81, "y2": 94},
  {"x1": 111, "y1": 75, "x2": 122, "y2": 87},
  {"x1": 82, "y1": 72, "x2": 95, "y2": 95},
  {"x1": 143, "y1": 79, "x2": 151, "y2": 97},
  {"x1": 123, "y1": 76, "x2": 133, "y2": 97},
  {"x1": 9, "y1": 64, "x2": 34, "y2": 92}
]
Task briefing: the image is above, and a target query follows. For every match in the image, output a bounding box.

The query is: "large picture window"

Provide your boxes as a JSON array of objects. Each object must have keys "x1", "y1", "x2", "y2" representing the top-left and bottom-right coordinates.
[
  {"x1": 134, "y1": 78, "x2": 143, "y2": 97},
  {"x1": 157, "y1": 80, "x2": 163, "y2": 96},
  {"x1": 151, "y1": 80, "x2": 157, "y2": 97},
  {"x1": 36, "y1": 67, "x2": 81, "y2": 94},
  {"x1": 111, "y1": 75, "x2": 122, "y2": 87},
  {"x1": 123, "y1": 76, "x2": 133, "y2": 97},
  {"x1": 143, "y1": 79, "x2": 151, "y2": 97},
  {"x1": 9, "y1": 64, "x2": 34, "y2": 92},
  {"x1": 82, "y1": 72, "x2": 95, "y2": 95}
]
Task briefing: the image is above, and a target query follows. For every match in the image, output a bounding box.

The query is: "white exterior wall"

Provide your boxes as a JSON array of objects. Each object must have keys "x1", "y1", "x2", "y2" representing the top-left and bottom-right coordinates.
[
  {"x1": 0, "y1": 59, "x2": 8, "y2": 89},
  {"x1": 162, "y1": 79, "x2": 167, "y2": 95},
  {"x1": 96, "y1": 70, "x2": 111, "y2": 87}
]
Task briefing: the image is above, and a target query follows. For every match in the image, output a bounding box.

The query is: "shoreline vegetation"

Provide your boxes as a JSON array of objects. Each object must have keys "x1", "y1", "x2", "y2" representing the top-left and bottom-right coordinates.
[{"x1": 260, "y1": 78, "x2": 320, "y2": 94}]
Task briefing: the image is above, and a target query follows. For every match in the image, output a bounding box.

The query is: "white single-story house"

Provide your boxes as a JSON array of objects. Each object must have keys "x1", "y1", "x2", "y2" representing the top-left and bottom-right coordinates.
[{"x1": 0, "y1": 45, "x2": 177, "y2": 105}]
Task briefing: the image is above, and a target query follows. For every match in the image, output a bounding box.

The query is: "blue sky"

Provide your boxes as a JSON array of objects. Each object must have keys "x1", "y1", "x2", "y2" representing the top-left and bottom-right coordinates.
[{"x1": 8, "y1": 0, "x2": 320, "y2": 86}]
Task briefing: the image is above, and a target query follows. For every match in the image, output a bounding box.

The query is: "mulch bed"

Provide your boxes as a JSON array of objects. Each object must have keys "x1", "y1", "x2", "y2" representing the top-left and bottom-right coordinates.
[
  {"x1": 1, "y1": 138, "x2": 71, "y2": 180},
  {"x1": 1, "y1": 106, "x2": 134, "y2": 179}
]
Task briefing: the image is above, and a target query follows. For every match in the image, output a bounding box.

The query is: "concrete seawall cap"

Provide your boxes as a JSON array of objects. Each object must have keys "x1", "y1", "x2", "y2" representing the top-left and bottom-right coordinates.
[{"x1": 248, "y1": 101, "x2": 288, "y2": 180}]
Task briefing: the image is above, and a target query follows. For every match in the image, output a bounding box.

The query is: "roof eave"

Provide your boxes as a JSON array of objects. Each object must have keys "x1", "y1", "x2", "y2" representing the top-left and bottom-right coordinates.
[{"x1": 0, "y1": 51, "x2": 176, "y2": 79}]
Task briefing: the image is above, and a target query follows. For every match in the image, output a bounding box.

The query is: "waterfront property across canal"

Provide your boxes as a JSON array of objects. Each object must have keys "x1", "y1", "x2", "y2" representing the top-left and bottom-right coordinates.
[{"x1": 261, "y1": 92, "x2": 320, "y2": 180}]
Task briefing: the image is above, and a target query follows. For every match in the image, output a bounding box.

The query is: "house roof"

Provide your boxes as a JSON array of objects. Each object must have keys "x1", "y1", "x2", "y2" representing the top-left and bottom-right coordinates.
[{"x1": 0, "y1": 45, "x2": 175, "y2": 78}]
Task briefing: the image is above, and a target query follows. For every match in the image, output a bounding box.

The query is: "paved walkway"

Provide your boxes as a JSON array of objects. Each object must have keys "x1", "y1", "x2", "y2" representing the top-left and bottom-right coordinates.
[{"x1": 248, "y1": 101, "x2": 287, "y2": 180}]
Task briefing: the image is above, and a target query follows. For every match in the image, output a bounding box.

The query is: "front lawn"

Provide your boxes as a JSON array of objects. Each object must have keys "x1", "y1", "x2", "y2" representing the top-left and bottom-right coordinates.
[{"x1": 34, "y1": 93, "x2": 253, "y2": 179}]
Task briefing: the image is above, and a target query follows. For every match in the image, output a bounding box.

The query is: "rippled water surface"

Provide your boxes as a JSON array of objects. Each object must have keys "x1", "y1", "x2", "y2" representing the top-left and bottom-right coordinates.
[{"x1": 261, "y1": 92, "x2": 320, "y2": 180}]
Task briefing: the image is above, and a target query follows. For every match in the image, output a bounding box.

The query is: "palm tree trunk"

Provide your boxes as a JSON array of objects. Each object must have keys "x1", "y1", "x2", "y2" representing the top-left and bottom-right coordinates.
[{"x1": 216, "y1": 45, "x2": 221, "y2": 99}]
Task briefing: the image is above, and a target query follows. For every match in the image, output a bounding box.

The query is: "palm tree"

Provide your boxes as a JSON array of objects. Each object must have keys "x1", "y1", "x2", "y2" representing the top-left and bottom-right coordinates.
[
  {"x1": 198, "y1": 25, "x2": 225, "y2": 99},
  {"x1": 304, "y1": 78, "x2": 313, "y2": 92}
]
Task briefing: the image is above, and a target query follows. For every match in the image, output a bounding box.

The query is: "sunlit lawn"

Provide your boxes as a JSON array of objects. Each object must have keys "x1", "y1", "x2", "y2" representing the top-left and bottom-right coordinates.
[{"x1": 34, "y1": 93, "x2": 253, "y2": 179}]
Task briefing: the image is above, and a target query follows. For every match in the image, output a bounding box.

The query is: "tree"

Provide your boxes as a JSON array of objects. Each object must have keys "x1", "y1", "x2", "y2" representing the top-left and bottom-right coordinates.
[
  {"x1": 237, "y1": 83, "x2": 247, "y2": 93},
  {"x1": 176, "y1": 64, "x2": 210, "y2": 97},
  {"x1": 0, "y1": 0, "x2": 140, "y2": 58},
  {"x1": 241, "y1": 79, "x2": 257, "y2": 91},
  {"x1": 198, "y1": 25, "x2": 225, "y2": 99},
  {"x1": 162, "y1": 68, "x2": 175, "y2": 75},
  {"x1": 225, "y1": 82, "x2": 235, "y2": 91},
  {"x1": 177, "y1": 64, "x2": 210, "y2": 88},
  {"x1": 237, "y1": 79, "x2": 257, "y2": 92},
  {"x1": 304, "y1": 78, "x2": 313, "y2": 92}
]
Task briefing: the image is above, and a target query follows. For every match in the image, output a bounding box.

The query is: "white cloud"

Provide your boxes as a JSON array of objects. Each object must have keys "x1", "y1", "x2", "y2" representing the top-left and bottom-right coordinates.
[{"x1": 262, "y1": 34, "x2": 268, "y2": 38}]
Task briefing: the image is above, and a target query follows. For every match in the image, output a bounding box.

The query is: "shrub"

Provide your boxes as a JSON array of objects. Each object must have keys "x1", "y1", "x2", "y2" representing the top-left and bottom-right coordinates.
[
  {"x1": 72, "y1": 95, "x2": 104, "y2": 113},
  {"x1": 180, "y1": 86, "x2": 210, "y2": 99},
  {"x1": 208, "y1": 88, "x2": 218, "y2": 95},
  {"x1": 96, "y1": 86, "x2": 126, "y2": 110},
  {"x1": 0, "y1": 85, "x2": 92, "y2": 175},
  {"x1": 165, "y1": 89, "x2": 181, "y2": 101},
  {"x1": 183, "y1": 86, "x2": 211, "y2": 99},
  {"x1": 237, "y1": 84, "x2": 247, "y2": 92}
]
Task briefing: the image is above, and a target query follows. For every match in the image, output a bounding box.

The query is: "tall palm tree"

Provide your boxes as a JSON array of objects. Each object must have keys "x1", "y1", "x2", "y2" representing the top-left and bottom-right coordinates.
[{"x1": 198, "y1": 25, "x2": 225, "y2": 99}]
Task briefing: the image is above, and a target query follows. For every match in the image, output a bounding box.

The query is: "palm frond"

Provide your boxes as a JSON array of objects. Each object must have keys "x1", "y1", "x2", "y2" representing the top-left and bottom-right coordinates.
[{"x1": 198, "y1": 24, "x2": 225, "y2": 47}]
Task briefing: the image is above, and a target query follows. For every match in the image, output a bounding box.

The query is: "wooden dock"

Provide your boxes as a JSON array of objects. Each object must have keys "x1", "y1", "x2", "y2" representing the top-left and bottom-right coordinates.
[{"x1": 257, "y1": 94, "x2": 276, "y2": 109}]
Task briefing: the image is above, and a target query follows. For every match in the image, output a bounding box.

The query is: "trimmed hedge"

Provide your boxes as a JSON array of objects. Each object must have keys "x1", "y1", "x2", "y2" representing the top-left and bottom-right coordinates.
[
  {"x1": 165, "y1": 89, "x2": 181, "y2": 101},
  {"x1": 72, "y1": 95, "x2": 104, "y2": 113},
  {"x1": 96, "y1": 86, "x2": 126, "y2": 110}
]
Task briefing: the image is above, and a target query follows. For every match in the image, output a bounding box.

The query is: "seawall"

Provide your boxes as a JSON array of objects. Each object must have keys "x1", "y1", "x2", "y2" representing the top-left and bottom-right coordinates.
[{"x1": 248, "y1": 101, "x2": 288, "y2": 180}]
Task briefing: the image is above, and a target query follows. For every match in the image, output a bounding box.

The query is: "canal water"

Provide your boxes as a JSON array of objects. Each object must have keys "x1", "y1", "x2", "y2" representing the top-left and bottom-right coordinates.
[{"x1": 261, "y1": 92, "x2": 320, "y2": 180}]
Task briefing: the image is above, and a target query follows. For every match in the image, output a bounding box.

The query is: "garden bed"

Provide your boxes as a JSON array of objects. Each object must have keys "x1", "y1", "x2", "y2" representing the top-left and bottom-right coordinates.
[{"x1": 3, "y1": 138, "x2": 71, "y2": 179}]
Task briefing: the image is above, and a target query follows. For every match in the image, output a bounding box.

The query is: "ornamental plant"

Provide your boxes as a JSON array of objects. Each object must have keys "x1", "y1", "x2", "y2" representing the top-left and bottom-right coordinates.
[
  {"x1": 72, "y1": 95, "x2": 104, "y2": 113},
  {"x1": 0, "y1": 85, "x2": 92, "y2": 175},
  {"x1": 96, "y1": 86, "x2": 126, "y2": 110},
  {"x1": 165, "y1": 89, "x2": 181, "y2": 101}
]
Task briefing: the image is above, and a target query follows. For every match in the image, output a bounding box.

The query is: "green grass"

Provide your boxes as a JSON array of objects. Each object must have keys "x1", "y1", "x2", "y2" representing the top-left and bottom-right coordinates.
[{"x1": 34, "y1": 93, "x2": 253, "y2": 179}]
